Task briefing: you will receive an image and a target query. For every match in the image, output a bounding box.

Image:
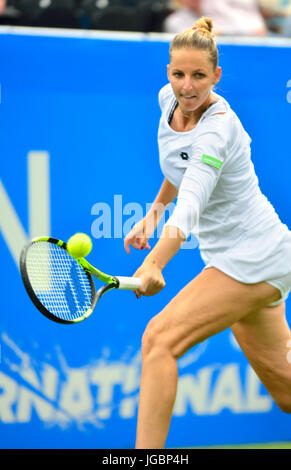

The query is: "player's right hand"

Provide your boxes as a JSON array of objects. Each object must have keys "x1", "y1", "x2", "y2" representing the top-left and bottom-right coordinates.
[{"x1": 132, "y1": 260, "x2": 165, "y2": 298}]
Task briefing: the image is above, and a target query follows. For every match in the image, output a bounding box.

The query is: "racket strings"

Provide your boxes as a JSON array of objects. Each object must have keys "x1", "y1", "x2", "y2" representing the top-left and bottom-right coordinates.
[{"x1": 25, "y1": 242, "x2": 94, "y2": 321}]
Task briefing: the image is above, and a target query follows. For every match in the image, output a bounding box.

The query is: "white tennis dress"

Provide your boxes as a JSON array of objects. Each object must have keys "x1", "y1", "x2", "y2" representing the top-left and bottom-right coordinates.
[{"x1": 158, "y1": 83, "x2": 291, "y2": 305}]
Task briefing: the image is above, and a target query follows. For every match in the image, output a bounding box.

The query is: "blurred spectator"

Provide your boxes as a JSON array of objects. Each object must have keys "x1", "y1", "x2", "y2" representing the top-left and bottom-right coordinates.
[
  {"x1": 0, "y1": 0, "x2": 6, "y2": 15},
  {"x1": 201, "y1": 0, "x2": 267, "y2": 35},
  {"x1": 163, "y1": 0, "x2": 200, "y2": 33},
  {"x1": 163, "y1": 0, "x2": 267, "y2": 35},
  {"x1": 282, "y1": 18, "x2": 291, "y2": 35},
  {"x1": 257, "y1": 0, "x2": 291, "y2": 35}
]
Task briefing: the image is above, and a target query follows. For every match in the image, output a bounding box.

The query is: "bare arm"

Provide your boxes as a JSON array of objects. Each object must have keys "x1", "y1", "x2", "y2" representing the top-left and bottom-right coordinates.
[
  {"x1": 145, "y1": 177, "x2": 178, "y2": 232},
  {"x1": 143, "y1": 225, "x2": 185, "y2": 271},
  {"x1": 124, "y1": 178, "x2": 178, "y2": 254},
  {"x1": 133, "y1": 225, "x2": 185, "y2": 297},
  {"x1": 151, "y1": 177, "x2": 178, "y2": 208}
]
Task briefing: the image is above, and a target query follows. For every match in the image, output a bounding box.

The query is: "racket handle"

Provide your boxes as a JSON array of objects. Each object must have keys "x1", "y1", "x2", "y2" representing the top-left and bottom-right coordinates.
[{"x1": 115, "y1": 276, "x2": 141, "y2": 290}]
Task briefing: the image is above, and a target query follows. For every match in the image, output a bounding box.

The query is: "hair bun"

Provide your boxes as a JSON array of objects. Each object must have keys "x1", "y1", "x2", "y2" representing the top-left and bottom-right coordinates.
[
  {"x1": 170, "y1": 15, "x2": 218, "y2": 70},
  {"x1": 192, "y1": 17, "x2": 215, "y2": 37}
]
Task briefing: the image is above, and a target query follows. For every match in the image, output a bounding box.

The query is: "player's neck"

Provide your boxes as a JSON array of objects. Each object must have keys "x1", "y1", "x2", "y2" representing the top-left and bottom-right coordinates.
[
  {"x1": 177, "y1": 94, "x2": 216, "y2": 130},
  {"x1": 172, "y1": 96, "x2": 211, "y2": 131}
]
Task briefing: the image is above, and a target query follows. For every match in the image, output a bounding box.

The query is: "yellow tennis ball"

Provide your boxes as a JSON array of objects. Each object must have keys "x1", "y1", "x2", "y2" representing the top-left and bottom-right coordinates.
[{"x1": 67, "y1": 233, "x2": 92, "y2": 259}]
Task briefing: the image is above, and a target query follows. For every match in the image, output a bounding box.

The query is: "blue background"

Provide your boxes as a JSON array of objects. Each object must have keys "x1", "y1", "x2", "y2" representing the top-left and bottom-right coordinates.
[{"x1": 0, "y1": 30, "x2": 291, "y2": 449}]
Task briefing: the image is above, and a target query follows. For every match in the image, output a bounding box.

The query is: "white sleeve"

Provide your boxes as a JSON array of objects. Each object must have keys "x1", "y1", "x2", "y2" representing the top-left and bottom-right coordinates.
[{"x1": 165, "y1": 119, "x2": 228, "y2": 239}]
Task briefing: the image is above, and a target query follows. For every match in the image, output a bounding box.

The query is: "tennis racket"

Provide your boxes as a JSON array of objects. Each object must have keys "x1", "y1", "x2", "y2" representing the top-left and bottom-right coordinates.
[{"x1": 19, "y1": 236, "x2": 141, "y2": 324}]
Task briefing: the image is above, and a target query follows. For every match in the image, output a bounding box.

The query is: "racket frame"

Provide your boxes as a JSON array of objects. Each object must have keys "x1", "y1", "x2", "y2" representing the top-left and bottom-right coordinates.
[{"x1": 20, "y1": 236, "x2": 121, "y2": 324}]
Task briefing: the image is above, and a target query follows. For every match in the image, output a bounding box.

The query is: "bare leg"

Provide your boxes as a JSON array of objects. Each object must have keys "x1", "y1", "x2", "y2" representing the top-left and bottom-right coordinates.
[
  {"x1": 135, "y1": 348, "x2": 178, "y2": 449},
  {"x1": 232, "y1": 302, "x2": 291, "y2": 413},
  {"x1": 135, "y1": 267, "x2": 281, "y2": 448}
]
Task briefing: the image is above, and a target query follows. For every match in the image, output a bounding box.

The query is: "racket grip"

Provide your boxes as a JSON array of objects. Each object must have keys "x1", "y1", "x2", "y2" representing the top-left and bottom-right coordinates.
[{"x1": 116, "y1": 276, "x2": 141, "y2": 290}]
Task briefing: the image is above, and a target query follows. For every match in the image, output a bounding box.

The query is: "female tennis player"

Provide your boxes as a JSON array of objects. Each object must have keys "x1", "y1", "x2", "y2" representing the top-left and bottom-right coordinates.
[{"x1": 124, "y1": 17, "x2": 291, "y2": 449}]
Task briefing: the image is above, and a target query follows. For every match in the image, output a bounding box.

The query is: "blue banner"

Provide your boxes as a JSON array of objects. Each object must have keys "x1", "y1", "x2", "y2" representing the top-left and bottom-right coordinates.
[{"x1": 0, "y1": 29, "x2": 291, "y2": 449}]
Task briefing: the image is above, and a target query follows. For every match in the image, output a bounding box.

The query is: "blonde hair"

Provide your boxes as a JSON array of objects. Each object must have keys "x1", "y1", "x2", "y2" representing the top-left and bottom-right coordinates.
[{"x1": 169, "y1": 17, "x2": 218, "y2": 70}]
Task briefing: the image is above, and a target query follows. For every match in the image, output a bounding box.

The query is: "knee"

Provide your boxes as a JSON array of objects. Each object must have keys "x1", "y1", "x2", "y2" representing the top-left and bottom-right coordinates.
[{"x1": 141, "y1": 315, "x2": 171, "y2": 361}]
